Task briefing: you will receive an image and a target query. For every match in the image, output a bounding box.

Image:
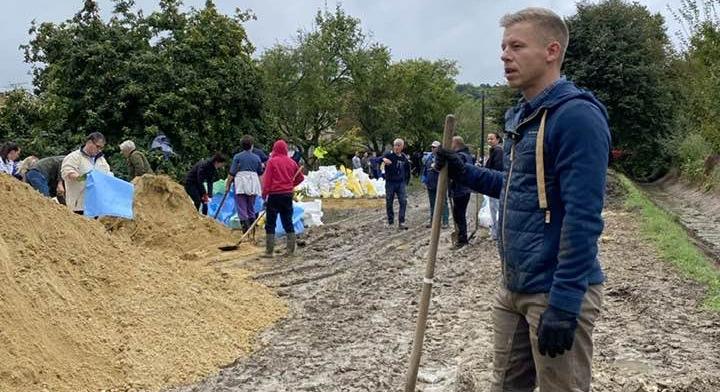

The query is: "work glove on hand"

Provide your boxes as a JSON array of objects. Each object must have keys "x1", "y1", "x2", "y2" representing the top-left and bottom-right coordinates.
[
  {"x1": 201, "y1": 193, "x2": 210, "y2": 204},
  {"x1": 537, "y1": 305, "x2": 578, "y2": 358},
  {"x1": 433, "y1": 147, "x2": 465, "y2": 180}
]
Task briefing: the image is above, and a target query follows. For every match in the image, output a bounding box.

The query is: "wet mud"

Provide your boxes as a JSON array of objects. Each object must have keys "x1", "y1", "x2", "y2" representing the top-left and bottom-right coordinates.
[{"x1": 172, "y1": 183, "x2": 720, "y2": 392}]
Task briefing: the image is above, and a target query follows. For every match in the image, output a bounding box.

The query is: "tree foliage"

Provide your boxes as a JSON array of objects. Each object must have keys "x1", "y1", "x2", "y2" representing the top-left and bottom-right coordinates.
[
  {"x1": 7, "y1": 0, "x2": 262, "y2": 178},
  {"x1": 565, "y1": 0, "x2": 675, "y2": 180},
  {"x1": 2, "y1": 1, "x2": 464, "y2": 175},
  {"x1": 259, "y1": 6, "x2": 362, "y2": 165}
]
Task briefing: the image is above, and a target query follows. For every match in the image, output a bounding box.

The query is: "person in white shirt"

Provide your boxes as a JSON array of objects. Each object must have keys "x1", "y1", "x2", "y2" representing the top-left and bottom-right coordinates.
[{"x1": 61, "y1": 132, "x2": 111, "y2": 214}]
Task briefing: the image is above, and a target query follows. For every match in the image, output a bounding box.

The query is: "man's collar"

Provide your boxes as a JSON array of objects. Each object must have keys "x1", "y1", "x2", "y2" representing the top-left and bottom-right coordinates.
[{"x1": 519, "y1": 77, "x2": 565, "y2": 111}]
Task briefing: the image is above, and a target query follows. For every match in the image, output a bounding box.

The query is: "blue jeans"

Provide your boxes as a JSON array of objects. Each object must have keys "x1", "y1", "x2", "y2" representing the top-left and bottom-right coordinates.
[
  {"x1": 427, "y1": 188, "x2": 449, "y2": 224},
  {"x1": 385, "y1": 181, "x2": 407, "y2": 224},
  {"x1": 26, "y1": 169, "x2": 50, "y2": 196}
]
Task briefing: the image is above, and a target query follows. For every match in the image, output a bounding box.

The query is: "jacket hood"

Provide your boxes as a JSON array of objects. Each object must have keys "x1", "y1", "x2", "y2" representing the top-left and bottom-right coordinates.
[
  {"x1": 271, "y1": 140, "x2": 289, "y2": 157},
  {"x1": 532, "y1": 79, "x2": 609, "y2": 121}
]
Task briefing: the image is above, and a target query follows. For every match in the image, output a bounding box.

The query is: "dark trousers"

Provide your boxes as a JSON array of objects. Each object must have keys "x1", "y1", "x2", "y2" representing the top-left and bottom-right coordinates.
[
  {"x1": 265, "y1": 193, "x2": 294, "y2": 234},
  {"x1": 427, "y1": 187, "x2": 449, "y2": 224},
  {"x1": 452, "y1": 193, "x2": 471, "y2": 243},
  {"x1": 185, "y1": 184, "x2": 208, "y2": 215},
  {"x1": 385, "y1": 181, "x2": 407, "y2": 224}
]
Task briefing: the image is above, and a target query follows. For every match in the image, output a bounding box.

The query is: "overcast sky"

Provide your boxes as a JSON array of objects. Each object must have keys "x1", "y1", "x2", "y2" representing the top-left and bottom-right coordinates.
[{"x1": 1, "y1": 0, "x2": 683, "y2": 90}]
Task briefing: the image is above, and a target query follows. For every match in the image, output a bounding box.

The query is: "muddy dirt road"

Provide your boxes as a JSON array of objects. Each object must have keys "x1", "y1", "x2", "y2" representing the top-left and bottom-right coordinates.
[{"x1": 171, "y1": 187, "x2": 720, "y2": 392}]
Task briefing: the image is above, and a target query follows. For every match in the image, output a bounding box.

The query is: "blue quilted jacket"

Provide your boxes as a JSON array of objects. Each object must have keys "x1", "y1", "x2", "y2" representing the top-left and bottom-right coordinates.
[{"x1": 457, "y1": 80, "x2": 610, "y2": 316}]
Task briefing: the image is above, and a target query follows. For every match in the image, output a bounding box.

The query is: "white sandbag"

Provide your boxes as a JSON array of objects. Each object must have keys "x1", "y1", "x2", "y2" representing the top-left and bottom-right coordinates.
[
  {"x1": 478, "y1": 195, "x2": 493, "y2": 228},
  {"x1": 296, "y1": 199, "x2": 324, "y2": 227}
]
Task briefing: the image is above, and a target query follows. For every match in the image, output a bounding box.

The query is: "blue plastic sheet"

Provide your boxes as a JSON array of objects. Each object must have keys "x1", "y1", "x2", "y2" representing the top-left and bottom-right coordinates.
[
  {"x1": 84, "y1": 170, "x2": 134, "y2": 219},
  {"x1": 211, "y1": 190, "x2": 305, "y2": 235},
  {"x1": 253, "y1": 198, "x2": 304, "y2": 236},
  {"x1": 208, "y1": 188, "x2": 239, "y2": 228}
]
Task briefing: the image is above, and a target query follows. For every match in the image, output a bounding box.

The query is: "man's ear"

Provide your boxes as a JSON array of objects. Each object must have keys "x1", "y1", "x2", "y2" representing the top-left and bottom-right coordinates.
[{"x1": 547, "y1": 41, "x2": 562, "y2": 63}]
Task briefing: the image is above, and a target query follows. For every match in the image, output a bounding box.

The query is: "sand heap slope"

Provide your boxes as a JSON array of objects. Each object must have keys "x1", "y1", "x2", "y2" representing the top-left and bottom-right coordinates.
[
  {"x1": 0, "y1": 175, "x2": 286, "y2": 392},
  {"x1": 104, "y1": 174, "x2": 240, "y2": 256}
]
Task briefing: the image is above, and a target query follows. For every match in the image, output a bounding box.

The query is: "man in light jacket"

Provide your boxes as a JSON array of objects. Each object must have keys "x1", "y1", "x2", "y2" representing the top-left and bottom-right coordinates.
[{"x1": 61, "y1": 132, "x2": 111, "y2": 214}]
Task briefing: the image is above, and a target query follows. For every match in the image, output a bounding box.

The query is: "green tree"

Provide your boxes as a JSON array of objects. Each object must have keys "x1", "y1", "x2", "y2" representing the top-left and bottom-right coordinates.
[
  {"x1": 392, "y1": 59, "x2": 461, "y2": 152},
  {"x1": 18, "y1": 0, "x2": 262, "y2": 178},
  {"x1": 346, "y1": 45, "x2": 400, "y2": 153},
  {"x1": 564, "y1": 0, "x2": 675, "y2": 180},
  {"x1": 259, "y1": 6, "x2": 365, "y2": 165}
]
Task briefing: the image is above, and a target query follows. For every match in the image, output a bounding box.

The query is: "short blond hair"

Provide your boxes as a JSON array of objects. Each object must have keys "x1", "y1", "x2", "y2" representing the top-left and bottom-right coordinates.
[{"x1": 500, "y1": 8, "x2": 569, "y2": 63}]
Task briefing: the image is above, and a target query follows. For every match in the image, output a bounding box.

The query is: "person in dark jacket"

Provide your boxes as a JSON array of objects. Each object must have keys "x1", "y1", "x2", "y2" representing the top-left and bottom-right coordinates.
[
  {"x1": 369, "y1": 151, "x2": 382, "y2": 179},
  {"x1": 436, "y1": 8, "x2": 609, "y2": 391},
  {"x1": 449, "y1": 136, "x2": 475, "y2": 248},
  {"x1": 184, "y1": 153, "x2": 227, "y2": 215},
  {"x1": 252, "y1": 146, "x2": 269, "y2": 165},
  {"x1": 421, "y1": 141, "x2": 449, "y2": 229},
  {"x1": 262, "y1": 139, "x2": 304, "y2": 257},
  {"x1": 120, "y1": 140, "x2": 153, "y2": 179},
  {"x1": 382, "y1": 138, "x2": 411, "y2": 230},
  {"x1": 485, "y1": 132, "x2": 504, "y2": 240},
  {"x1": 25, "y1": 155, "x2": 65, "y2": 200}
]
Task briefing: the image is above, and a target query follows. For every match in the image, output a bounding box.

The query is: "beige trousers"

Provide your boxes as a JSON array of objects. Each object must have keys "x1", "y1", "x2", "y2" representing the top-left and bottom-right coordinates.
[{"x1": 491, "y1": 284, "x2": 603, "y2": 392}]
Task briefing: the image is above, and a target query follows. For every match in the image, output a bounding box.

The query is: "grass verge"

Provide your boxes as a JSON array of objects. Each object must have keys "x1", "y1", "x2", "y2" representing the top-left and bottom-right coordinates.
[{"x1": 618, "y1": 174, "x2": 720, "y2": 310}]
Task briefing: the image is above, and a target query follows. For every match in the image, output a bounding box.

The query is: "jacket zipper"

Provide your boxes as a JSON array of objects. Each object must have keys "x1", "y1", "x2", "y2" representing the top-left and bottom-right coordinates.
[{"x1": 500, "y1": 108, "x2": 544, "y2": 283}]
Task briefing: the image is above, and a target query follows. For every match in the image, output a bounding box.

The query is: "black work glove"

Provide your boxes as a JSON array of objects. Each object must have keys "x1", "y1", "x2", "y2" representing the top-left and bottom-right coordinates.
[
  {"x1": 433, "y1": 147, "x2": 465, "y2": 180},
  {"x1": 537, "y1": 305, "x2": 578, "y2": 358}
]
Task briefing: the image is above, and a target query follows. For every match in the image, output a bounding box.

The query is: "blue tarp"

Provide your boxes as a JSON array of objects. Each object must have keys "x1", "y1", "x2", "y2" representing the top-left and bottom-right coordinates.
[
  {"x1": 84, "y1": 170, "x2": 134, "y2": 219},
  {"x1": 210, "y1": 192, "x2": 304, "y2": 236},
  {"x1": 254, "y1": 198, "x2": 304, "y2": 236},
  {"x1": 208, "y1": 187, "x2": 239, "y2": 228}
]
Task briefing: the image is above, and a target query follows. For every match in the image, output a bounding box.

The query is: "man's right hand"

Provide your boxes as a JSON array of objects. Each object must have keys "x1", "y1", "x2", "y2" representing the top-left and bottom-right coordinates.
[
  {"x1": 201, "y1": 193, "x2": 210, "y2": 204},
  {"x1": 382, "y1": 158, "x2": 392, "y2": 165},
  {"x1": 434, "y1": 148, "x2": 465, "y2": 180}
]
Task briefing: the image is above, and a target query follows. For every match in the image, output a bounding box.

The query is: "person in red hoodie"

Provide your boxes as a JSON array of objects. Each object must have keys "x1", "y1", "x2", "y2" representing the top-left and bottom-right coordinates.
[{"x1": 262, "y1": 139, "x2": 305, "y2": 257}]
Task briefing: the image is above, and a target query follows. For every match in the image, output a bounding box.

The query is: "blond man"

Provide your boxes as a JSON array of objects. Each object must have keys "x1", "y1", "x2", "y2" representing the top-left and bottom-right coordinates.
[{"x1": 437, "y1": 8, "x2": 610, "y2": 391}]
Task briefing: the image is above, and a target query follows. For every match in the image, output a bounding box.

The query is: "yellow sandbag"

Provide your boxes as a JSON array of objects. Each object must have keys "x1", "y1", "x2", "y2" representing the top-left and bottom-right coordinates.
[
  {"x1": 347, "y1": 178, "x2": 363, "y2": 197},
  {"x1": 364, "y1": 180, "x2": 377, "y2": 197},
  {"x1": 333, "y1": 182, "x2": 344, "y2": 198}
]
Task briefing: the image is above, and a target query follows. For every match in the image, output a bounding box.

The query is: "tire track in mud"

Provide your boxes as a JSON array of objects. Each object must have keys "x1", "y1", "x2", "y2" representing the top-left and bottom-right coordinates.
[{"x1": 170, "y1": 186, "x2": 720, "y2": 392}]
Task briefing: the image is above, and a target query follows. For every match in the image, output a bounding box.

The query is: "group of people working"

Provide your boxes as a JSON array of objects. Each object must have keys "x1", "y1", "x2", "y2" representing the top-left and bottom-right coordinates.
[
  {"x1": 0, "y1": 132, "x2": 152, "y2": 214},
  {"x1": 2, "y1": 6, "x2": 613, "y2": 390},
  {"x1": 183, "y1": 136, "x2": 304, "y2": 257}
]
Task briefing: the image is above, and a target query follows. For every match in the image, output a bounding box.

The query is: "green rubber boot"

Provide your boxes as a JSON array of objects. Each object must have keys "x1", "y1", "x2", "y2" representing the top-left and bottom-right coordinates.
[
  {"x1": 285, "y1": 233, "x2": 296, "y2": 256},
  {"x1": 261, "y1": 234, "x2": 275, "y2": 258}
]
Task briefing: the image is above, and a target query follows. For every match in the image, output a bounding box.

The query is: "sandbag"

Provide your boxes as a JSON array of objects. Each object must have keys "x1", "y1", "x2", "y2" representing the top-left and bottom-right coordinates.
[
  {"x1": 84, "y1": 170, "x2": 134, "y2": 219},
  {"x1": 477, "y1": 195, "x2": 493, "y2": 228},
  {"x1": 296, "y1": 199, "x2": 323, "y2": 227}
]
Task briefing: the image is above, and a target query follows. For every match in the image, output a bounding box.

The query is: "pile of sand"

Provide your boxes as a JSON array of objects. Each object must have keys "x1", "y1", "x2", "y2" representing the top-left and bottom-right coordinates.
[
  {"x1": 0, "y1": 175, "x2": 286, "y2": 392},
  {"x1": 103, "y1": 175, "x2": 239, "y2": 256}
]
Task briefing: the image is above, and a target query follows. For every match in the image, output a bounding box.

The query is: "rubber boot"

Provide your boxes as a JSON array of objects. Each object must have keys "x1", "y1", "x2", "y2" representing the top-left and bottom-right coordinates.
[
  {"x1": 261, "y1": 234, "x2": 275, "y2": 258},
  {"x1": 285, "y1": 233, "x2": 296, "y2": 256},
  {"x1": 240, "y1": 219, "x2": 250, "y2": 233}
]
